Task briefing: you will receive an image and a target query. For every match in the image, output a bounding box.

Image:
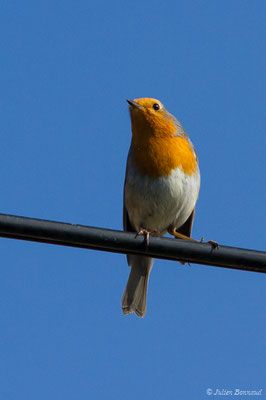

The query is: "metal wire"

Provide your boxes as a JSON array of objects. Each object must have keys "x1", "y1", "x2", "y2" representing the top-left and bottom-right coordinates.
[{"x1": 0, "y1": 213, "x2": 265, "y2": 273}]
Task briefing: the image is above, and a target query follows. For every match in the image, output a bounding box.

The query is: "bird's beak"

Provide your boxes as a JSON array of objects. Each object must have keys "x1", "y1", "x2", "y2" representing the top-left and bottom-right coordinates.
[{"x1": 126, "y1": 99, "x2": 142, "y2": 109}]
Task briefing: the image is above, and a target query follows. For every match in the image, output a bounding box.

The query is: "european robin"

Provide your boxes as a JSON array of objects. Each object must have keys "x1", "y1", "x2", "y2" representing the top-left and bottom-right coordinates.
[{"x1": 122, "y1": 98, "x2": 201, "y2": 317}]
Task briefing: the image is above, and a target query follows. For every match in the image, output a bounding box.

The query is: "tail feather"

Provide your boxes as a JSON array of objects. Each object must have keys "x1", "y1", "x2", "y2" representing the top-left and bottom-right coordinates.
[{"x1": 121, "y1": 255, "x2": 153, "y2": 318}]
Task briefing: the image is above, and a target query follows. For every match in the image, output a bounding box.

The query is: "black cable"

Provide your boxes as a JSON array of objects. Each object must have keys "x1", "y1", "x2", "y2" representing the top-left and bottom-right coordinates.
[{"x1": 0, "y1": 213, "x2": 265, "y2": 273}]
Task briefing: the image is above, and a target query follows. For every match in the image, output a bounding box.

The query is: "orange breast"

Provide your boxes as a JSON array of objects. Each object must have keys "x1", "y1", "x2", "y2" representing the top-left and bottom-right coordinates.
[{"x1": 132, "y1": 136, "x2": 197, "y2": 178}]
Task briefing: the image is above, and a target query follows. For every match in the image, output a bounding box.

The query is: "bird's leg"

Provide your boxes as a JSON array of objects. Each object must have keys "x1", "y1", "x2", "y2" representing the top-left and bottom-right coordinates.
[
  {"x1": 168, "y1": 228, "x2": 197, "y2": 242},
  {"x1": 168, "y1": 228, "x2": 218, "y2": 248}
]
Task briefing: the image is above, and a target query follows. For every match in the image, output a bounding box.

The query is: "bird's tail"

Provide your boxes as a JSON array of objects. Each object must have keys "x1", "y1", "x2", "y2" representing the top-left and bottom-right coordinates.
[{"x1": 121, "y1": 255, "x2": 153, "y2": 318}]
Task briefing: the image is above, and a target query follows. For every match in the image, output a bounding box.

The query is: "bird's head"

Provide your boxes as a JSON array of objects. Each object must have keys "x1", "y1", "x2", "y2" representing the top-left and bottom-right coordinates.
[{"x1": 126, "y1": 98, "x2": 177, "y2": 139}]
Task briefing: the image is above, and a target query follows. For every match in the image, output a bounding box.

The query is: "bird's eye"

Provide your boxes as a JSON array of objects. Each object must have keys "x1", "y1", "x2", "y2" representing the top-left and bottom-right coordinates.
[{"x1": 153, "y1": 103, "x2": 160, "y2": 111}]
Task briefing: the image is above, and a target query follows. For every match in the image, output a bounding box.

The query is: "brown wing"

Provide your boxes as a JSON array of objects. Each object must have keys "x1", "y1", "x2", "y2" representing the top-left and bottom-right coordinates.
[
  {"x1": 123, "y1": 161, "x2": 136, "y2": 266},
  {"x1": 123, "y1": 158, "x2": 134, "y2": 233},
  {"x1": 176, "y1": 208, "x2": 195, "y2": 238},
  {"x1": 123, "y1": 203, "x2": 134, "y2": 232}
]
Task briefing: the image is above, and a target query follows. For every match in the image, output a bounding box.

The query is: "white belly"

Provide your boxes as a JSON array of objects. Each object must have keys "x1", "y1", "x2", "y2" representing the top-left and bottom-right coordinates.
[{"x1": 124, "y1": 155, "x2": 200, "y2": 234}]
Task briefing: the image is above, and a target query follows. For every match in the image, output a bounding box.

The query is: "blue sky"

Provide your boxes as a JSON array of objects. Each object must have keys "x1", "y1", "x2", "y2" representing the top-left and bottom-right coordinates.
[{"x1": 0, "y1": 1, "x2": 265, "y2": 399}]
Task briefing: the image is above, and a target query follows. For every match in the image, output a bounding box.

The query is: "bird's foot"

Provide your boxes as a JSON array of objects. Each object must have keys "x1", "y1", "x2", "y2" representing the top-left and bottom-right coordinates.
[
  {"x1": 168, "y1": 228, "x2": 218, "y2": 249},
  {"x1": 136, "y1": 229, "x2": 157, "y2": 246},
  {"x1": 200, "y1": 237, "x2": 219, "y2": 249}
]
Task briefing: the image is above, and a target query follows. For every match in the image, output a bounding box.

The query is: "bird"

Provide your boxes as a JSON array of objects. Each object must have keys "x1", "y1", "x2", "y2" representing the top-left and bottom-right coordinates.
[{"x1": 122, "y1": 97, "x2": 201, "y2": 318}]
